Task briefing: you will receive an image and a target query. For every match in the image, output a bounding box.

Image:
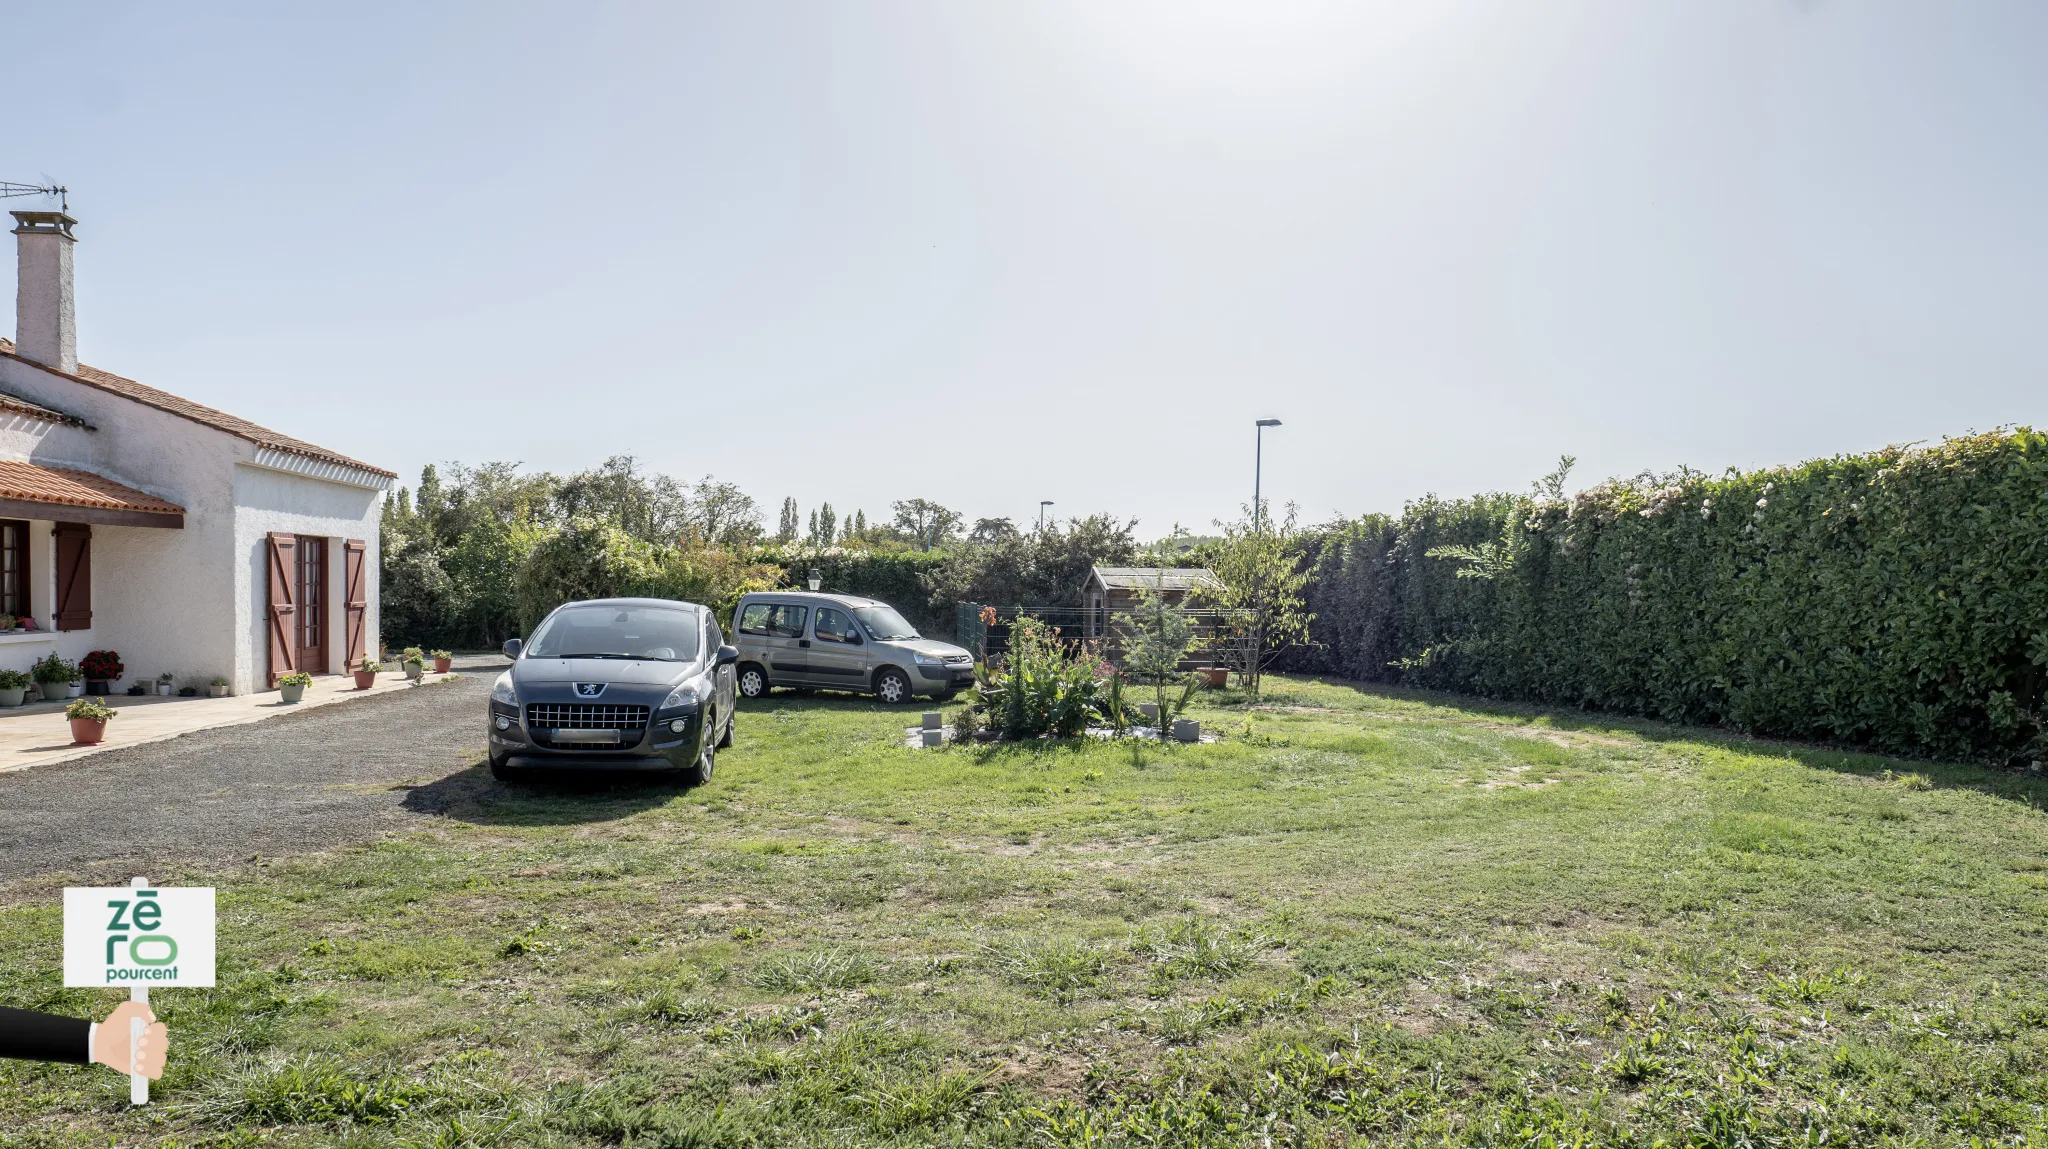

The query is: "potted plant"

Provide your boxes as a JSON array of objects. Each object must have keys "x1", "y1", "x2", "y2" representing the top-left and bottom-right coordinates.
[
  {"x1": 0, "y1": 668, "x2": 29, "y2": 707},
  {"x1": 66, "y1": 697, "x2": 116, "y2": 745},
  {"x1": 34, "y1": 654, "x2": 83, "y2": 700},
  {"x1": 431, "y1": 649, "x2": 453, "y2": 674},
  {"x1": 353, "y1": 657, "x2": 382, "y2": 690},
  {"x1": 401, "y1": 647, "x2": 426, "y2": 681},
  {"x1": 80, "y1": 650, "x2": 123, "y2": 696},
  {"x1": 278, "y1": 670, "x2": 313, "y2": 704},
  {"x1": 208, "y1": 676, "x2": 230, "y2": 698},
  {"x1": 0, "y1": 614, "x2": 14, "y2": 632},
  {"x1": 156, "y1": 671, "x2": 176, "y2": 697},
  {"x1": 16, "y1": 616, "x2": 34, "y2": 631}
]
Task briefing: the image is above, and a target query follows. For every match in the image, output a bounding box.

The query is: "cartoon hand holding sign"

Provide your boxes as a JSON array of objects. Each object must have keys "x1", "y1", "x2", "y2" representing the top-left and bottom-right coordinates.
[{"x1": 5, "y1": 876, "x2": 220, "y2": 1104}]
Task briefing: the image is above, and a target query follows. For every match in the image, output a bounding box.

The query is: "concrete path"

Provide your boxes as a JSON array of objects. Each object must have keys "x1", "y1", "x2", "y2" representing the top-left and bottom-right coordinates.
[{"x1": 0, "y1": 669, "x2": 451, "y2": 775}]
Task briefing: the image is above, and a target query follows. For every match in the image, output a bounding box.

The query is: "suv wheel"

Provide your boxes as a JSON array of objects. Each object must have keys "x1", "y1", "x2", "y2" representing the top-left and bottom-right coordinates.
[
  {"x1": 686, "y1": 738, "x2": 715, "y2": 785},
  {"x1": 737, "y1": 665, "x2": 768, "y2": 699},
  {"x1": 874, "y1": 667, "x2": 911, "y2": 705},
  {"x1": 716, "y1": 709, "x2": 735, "y2": 748}
]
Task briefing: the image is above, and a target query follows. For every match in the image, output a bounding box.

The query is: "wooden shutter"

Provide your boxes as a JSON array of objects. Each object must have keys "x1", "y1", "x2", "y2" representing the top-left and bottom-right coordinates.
[
  {"x1": 342, "y1": 538, "x2": 367, "y2": 669},
  {"x1": 266, "y1": 532, "x2": 298, "y2": 689},
  {"x1": 53, "y1": 523, "x2": 92, "y2": 632}
]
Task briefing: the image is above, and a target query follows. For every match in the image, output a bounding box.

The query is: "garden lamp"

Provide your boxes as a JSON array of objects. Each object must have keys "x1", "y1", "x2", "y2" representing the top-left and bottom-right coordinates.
[
  {"x1": 806, "y1": 567, "x2": 822, "y2": 592},
  {"x1": 1039, "y1": 500, "x2": 1054, "y2": 530}
]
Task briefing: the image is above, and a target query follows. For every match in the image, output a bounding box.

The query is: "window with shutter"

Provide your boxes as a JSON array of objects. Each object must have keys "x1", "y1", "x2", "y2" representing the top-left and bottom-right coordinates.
[
  {"x1": 266, "y1": 532, "x2": 298, "y2": 689},
  {"x1": 53, "y1": 523, "x2": 91, "y2": 631}
]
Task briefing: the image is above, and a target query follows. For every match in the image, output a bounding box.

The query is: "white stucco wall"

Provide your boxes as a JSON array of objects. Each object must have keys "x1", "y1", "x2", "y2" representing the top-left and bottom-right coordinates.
[
  {"x1": 232, "y1": 464, "x2": 383, "y2": 687},
  {"x1": 0, "y1": 355, "x2": 385, "y2": 694}
]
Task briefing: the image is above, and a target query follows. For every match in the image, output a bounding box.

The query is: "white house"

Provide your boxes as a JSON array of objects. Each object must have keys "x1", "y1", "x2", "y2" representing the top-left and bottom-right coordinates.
[{"x1": 0, "y1": 208, "x2": 392, "y2": 695}]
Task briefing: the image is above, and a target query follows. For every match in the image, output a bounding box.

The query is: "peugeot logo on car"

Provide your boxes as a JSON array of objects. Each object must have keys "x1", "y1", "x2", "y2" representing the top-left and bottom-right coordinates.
[{"x1": 574, "y1": 682, "x2": 607, "y2": 698}]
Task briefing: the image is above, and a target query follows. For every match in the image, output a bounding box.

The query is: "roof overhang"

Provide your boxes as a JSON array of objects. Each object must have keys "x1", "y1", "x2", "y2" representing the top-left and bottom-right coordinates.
[
  {"x1": 247, "y1": 447, "x2": 396, "y2": 491},
  {"x1": 0, "y1": 461, "x2": 184, "y2": 528}
]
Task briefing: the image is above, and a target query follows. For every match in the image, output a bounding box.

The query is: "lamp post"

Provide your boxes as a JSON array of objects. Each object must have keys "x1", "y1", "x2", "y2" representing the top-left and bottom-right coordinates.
[
  {"x1": 1254, "y1": 419, "x2": 1282, "y2": 529},
  {"x1": 806, "y1": 567, "x2": 822, "y2": 592},
  {"x1": 1038, "y1": 500, "x2": 1054, "y2": 531}
]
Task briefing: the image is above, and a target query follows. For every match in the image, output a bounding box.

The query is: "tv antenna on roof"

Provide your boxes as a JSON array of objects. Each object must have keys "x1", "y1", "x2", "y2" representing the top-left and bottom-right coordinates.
[{"x1": 0, "y1": 181, "x2": 68, "y2": 211}]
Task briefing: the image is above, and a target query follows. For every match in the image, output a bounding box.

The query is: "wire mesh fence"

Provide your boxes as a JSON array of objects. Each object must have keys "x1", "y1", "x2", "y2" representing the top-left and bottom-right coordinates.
[{"x1": 954, "y1": 602, "x2": 1243, "y2": 669}]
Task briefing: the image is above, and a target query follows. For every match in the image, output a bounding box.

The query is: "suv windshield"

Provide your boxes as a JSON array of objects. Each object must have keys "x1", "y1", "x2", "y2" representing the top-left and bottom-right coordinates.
[
  {"x1": 852, "y1": 604, "x2": 920, "y2": 641},
  {"x1": 527, "y1": 604, "x2": 699, "y2": 661}
]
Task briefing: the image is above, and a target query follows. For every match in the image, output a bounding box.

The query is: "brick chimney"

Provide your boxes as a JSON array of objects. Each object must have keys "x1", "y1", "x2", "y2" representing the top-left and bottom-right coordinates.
[{"x1": 10, "y1": 210, "x2": 77, "y2": 374}]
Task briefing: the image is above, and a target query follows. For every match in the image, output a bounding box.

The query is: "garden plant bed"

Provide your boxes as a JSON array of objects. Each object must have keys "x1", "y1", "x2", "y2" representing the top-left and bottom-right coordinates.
[{"x1": 1, "y1": 677, "x2": 2044, "y2": 1145}]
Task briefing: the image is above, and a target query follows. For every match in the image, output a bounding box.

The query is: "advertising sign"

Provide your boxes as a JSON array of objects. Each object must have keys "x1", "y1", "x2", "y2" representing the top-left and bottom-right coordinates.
[{"x1": 62, "y1": 886, "x2": 216, "y2": 989}]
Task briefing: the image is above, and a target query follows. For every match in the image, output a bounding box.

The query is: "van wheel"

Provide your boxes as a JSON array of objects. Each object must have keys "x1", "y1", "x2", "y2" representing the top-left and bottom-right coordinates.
[
  {"x1": 737, "y1": 665, "x2": 769, "y2": 699},
  {"x1": 874, "y1": 668, "x2": 911, "y2": 705}
]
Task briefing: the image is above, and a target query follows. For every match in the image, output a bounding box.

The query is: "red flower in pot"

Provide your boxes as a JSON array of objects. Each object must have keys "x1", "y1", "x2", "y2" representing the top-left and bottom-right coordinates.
[{"x1": 81, "y1": 650, "x2": 125, "y2": 682}]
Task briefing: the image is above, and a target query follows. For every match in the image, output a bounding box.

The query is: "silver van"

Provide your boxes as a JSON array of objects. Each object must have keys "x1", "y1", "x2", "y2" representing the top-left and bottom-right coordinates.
[{"x1": 730, "y1": 591, "x2": 974, "y2": 703}]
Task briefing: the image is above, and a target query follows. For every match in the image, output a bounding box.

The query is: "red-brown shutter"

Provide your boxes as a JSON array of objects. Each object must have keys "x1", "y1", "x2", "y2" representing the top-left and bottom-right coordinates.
[
  {"x1": 266, "y1": 532, "x2": 298, "y2": 689},
  {"x1": 53, "y1": 523, "x2": 92, "y2": 632},
  {"x1": 342, "y1": 538, "x2": 367, "y2": 670}
]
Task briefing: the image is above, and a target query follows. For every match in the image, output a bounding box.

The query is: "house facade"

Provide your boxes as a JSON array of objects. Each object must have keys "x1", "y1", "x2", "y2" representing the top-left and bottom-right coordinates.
[{"x1": 0, "y1": 209, "x2": 391, "y2": 694}]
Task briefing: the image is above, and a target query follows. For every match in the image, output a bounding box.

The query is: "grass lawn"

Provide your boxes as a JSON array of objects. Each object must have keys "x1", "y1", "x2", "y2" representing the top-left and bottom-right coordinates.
[{"x1": 3, "y1": 676, "x2": 2047, "y2": 1147}]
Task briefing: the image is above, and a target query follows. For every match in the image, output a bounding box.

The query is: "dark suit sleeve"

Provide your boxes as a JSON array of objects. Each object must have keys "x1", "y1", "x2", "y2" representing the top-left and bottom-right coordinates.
[{"x1": 0, "y1": 1006, "x2": 91, "y2": 1064}]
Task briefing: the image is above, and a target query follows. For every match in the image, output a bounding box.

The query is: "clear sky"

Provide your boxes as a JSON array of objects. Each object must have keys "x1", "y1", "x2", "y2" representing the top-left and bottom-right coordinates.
[{"x1": 4, "y1": 2, "x2": 2043, "y2": 535}]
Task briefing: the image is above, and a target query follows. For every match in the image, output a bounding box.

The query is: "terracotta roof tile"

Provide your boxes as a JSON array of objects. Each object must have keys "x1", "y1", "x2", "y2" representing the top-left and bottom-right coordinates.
[
  {"x1": 0, "y1": 389, "x2": 89, "y2": 428},
  {"x1": 0, "y1": 460, "x2": 185, "y2": 516},
  {"x1": 0, "y1": 338, "x2": 395, "y2": 478}
]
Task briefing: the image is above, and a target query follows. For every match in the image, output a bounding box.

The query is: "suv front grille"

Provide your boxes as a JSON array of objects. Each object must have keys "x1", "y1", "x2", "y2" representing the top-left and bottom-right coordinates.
[{"x1": 525, "y1": 702, "x2": 650, "y2": 751}]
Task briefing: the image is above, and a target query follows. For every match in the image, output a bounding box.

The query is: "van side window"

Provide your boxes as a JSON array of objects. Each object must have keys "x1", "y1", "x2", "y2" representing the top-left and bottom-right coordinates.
[
  {"x1": 740, "y1": 603, "x2": 809, "y2": 638},
  {"x1": 815, "y1": 607, "x2": 862, "y2": 645}
]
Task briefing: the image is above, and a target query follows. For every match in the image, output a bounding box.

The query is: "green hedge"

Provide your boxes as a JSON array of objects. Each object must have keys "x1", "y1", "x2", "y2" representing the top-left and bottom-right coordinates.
[
  {"x1": 754, "y1": 548, "x2": 953, "y2": 633},
  {"x1": 1296, "y1": 430, "x2": 2048, "y2": 762}
]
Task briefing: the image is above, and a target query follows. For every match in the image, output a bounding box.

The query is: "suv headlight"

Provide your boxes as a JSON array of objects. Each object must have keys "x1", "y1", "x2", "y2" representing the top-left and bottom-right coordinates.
[
  {"x1": 663, "y1": 678, "x2": 707, "y2": 709},
  {"x1": 491, "y1": 673, "x2": 517, "y2": 706}
]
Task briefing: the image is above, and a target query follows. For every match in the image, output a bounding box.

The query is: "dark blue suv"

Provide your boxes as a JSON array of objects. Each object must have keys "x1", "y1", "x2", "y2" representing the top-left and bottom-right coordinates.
[{"x1": 487, "y1": 598, "x2": 739, "y2": 783}]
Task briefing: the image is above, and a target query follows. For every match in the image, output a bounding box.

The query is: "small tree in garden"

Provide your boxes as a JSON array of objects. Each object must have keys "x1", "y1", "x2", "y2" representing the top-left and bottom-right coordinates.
[
  {"x1": 1118, "y1": 585, "x2": 1200, "y2": 739},
  {"x1": 1197, "y1": 505, "x2": 1313, "y2": 696}
]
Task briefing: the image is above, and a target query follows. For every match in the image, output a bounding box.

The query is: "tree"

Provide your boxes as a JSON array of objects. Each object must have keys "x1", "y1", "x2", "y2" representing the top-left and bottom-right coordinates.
[
  {"x1": 554, "y1": 456, "x2": 690, "y2": 543},
  {"x1": 1195, "y1": 505, "x2": 1313, "y2": 695},
  {"x1": 777, "y1": 497, "x2": 800, "y2": 542},
  {"x1": 1118, "y1": 585, "x2": 1200, "y2": 739},
  {"x1": 851, "y1": 509, "x2": 867, "y2": 537},
  {"x1": 969, "y1": 517, "x2": 1019, "y2": 545},
  {"x1": 891, "y1": 499, "x2": 962, "y2": 551},
  {"x1": 818, "y1": 502, "x2": 837, "y2": 546},
  {"x1": 688, "y1": 477, "x2": 762, "y2": 548}
]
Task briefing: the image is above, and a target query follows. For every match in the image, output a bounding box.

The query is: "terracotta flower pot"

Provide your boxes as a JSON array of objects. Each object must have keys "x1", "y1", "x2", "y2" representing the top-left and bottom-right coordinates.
[
  {"x1": 69, "y1": 717, "x2": 108, "y2": 745},
  {"x1": 433, "y1": 658, "x2": 452, "y2": 674},
  {"x1": 1203, "y1": 667, "x2": 1229, "y2": 688},
  {"x1": 354, "y1": 671, "x2": 377, "y2": 690}
]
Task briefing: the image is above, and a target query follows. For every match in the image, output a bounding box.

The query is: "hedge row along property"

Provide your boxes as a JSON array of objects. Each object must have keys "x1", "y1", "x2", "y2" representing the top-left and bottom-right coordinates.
[{"x1": 1292, "y1": 429, "x2": 2048, "y2": 763}]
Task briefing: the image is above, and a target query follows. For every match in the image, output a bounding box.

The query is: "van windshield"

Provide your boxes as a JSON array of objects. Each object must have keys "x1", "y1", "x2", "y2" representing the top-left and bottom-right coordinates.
[
  {"x1": 853, "y1": 605, "x2": 920, "y2": 641},
  {"x1": 528, "y1": 605, "x2": 699, "y2": 661}
]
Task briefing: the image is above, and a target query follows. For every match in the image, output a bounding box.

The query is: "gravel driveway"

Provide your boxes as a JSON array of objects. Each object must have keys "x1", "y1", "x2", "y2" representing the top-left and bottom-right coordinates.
[{"x1": 0, "y1": 662, "x2": 494, "y2": 887}]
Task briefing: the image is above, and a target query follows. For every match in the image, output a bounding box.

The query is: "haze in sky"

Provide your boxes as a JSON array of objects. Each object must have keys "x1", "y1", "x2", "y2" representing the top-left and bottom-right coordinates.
[{"x1": 3, "y1": 2, "x2": 2042, "y2": 535}]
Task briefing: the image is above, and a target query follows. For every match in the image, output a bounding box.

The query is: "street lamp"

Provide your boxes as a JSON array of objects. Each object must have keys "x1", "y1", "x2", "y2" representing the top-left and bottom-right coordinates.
[
  {"x1": 1254, "y1": 419, "x2": 1282, "y2": 529},
  {"x1": 806, "y1": 567, "x2": 822, "y2": 592},
  {"x1": 1038, "y1": 500, "x2": 1054, "y2": 531}
]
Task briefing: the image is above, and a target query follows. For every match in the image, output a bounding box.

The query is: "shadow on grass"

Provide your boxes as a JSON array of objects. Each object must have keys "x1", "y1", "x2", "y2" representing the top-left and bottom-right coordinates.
[
  {"x1": 1285, "y1": 674, "x2": 2048, "y2": 810},
  {"x1": 401, "y1": 763, "x2": 694, "y2": 826}
]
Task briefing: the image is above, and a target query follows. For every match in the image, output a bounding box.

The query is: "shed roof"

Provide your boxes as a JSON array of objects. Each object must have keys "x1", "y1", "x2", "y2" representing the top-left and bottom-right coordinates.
[
  {"x1": 0, "y1": 337, "x2": 395, "y2": 478},
  {"x1": 0, "y1": 460, "x2": 185, "y2": 526},
  {"x1": 1091, "y1": 566, "x2": 1215, "y2": 591}
]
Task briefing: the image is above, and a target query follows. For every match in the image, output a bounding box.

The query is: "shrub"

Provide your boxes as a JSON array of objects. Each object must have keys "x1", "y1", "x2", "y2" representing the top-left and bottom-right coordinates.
[
  {"x1": 33, "y1": 654, "x2": 79, "y2": 684},
  {"x1": 279, "y1": 672, "x2": 314, "y2": 688},
  {"x1": 429, "y1": 649, "x2": 452, "y2": 661},
  {"x1": 974, "y1": 615, "x2": 1100, "y2": 739},
  {"x1": 0, "y1": 669, "x2": 31, "y2": 689},
  {"x1": 80, "y1": 650, "x2": 122, "y2": 681}
]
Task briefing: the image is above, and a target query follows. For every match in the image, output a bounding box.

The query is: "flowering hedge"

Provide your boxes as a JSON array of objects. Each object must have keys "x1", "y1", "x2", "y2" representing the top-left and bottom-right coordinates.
[{"x1": 1293, "y1": 429, "x2": 2048, "y2": 762}]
